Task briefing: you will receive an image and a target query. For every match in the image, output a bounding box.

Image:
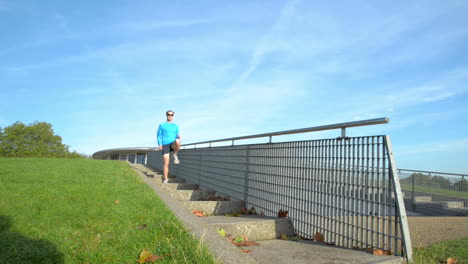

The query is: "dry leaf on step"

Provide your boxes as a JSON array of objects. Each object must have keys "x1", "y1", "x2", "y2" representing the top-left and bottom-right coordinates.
[
  {"x1": 192, "y1": 210, "x2": 207, "y2": 217},
  {"x1": 313, "y1": 232, "x2": 324, "y2": 243},
  {"x1": 373, "y1": 249, "x2": 393, "y2": 256},
  {"x1": 278, "y1": 209, "x2": 288, "y2": 218}
]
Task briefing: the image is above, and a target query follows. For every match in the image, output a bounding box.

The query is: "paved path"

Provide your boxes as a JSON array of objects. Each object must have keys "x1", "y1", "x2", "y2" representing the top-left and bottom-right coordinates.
[{"x1": 407, "y1": 217, "x2": 468, "y2": 248}]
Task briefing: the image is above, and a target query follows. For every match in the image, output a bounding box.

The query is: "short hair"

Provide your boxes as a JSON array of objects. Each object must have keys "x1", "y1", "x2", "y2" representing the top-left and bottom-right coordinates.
[{"x1": 166, "y1": 110, "x2": 174, "y2": 115}]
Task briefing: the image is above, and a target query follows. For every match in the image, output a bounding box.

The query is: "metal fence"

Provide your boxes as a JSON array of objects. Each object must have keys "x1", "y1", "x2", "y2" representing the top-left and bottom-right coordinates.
[
  {"x1": 147, "y1": 118, "x2": 412, "y2": 260},
  {"x1": 398, "y1": 169, "x2": 468, "y2": 216}
]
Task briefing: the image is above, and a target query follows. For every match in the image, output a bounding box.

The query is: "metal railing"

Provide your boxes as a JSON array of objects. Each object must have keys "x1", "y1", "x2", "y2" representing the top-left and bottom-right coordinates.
[
  {"x1": 182, "y1": 117, "x2": 389, "y2": 147},
  {"x1": 147, "y1": 118, "x2": 412, "y2": 260},
  {"x1": 398, "y1": 169, "x2": 468, "y2": 216}
]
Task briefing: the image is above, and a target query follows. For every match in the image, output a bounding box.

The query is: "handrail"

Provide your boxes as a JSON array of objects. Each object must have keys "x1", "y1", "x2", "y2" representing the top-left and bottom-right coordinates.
[
  {"x1": 183, "y1": 117, "x2": 389, "y2": 147},
  {"x1": 398, "y1": 168, "x2": 467, "y2": 178}
]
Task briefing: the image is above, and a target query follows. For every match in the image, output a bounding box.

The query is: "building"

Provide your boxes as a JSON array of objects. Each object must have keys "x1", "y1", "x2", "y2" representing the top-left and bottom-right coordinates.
[{"x1": 92, "y1": 147, "x2": 154, "y2": 164}]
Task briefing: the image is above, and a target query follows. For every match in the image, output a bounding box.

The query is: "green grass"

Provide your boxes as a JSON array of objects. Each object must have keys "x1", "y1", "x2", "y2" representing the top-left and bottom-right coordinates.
[
  {"x1": 0, "y1": 158, "x2": 217, "y2": 264},
  {"x1": 400, "y1": 183, "x2": 468, "y2": 199},
  {"x1": 411, "y1": 237, "x2": 467, "y2": 264}
]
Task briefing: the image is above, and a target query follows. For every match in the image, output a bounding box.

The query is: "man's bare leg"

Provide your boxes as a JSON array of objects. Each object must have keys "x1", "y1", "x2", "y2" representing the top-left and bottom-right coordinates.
[
  {"x1": 163, "y1": 153, "x2": 170, "y2": 182},
  {"x1": 172, "y1": 139, "x2": 181, "y2": 164}
]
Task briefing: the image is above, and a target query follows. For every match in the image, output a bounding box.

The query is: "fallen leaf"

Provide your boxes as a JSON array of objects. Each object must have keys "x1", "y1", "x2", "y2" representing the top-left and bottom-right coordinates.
[
  {"x1": 242, "y1": 249, "x2": 252, "y2": 253},
  {"x1": 242, "y1": 241, "x2": 260, "y2": 246},
  {"x1": 280, "y1": 234, "x2": 289, "y2": 240},
  {"x1": 192, "y1": 210, "x2": 207, "y2": 217},
  {"x1": 242, "y1": 234, "x2": 249, "y2": 242},
  {"x1": 115, "y1": 200, "x2": 120, "y2": 204},
  {"x1": 278, "y1": 209, "x2": 288, "y2": 218},
  {"x1": 373, "y1": 249, "x2": 393, "y2": 256},
  {"x1": 217, "y1": 228, "x2": 226, "y2": 237},
  {"x1": 353, "y1": 247, "x2": 374, "y2": 253},
  {"x1": 145, "y1": 254, "x2": 162, "y2": 262},
  {"x1": 313, "y1": 232, "x2": 324, "y2": 243},
  {"x1": 234, "y1": 236, "x2": 244, "y2": 244},
  {"x1": 138, "y1": 249, "x2": 152, "y2": 264},
  {"x1": 137, "y1": 249, "x2": 162, "y2": 263},
  {"x1": 447, "y1": 257, "x2": 458, "y2": 264},
  {"x1": 240, "y1": 208, "x2": 249, "y2": 215},
  {"x1": 137, "y1": 224, "x2": 148, "y2": 229},
  {"x1": 249, "y1": 207, "x2": 257, "y2": 215}
]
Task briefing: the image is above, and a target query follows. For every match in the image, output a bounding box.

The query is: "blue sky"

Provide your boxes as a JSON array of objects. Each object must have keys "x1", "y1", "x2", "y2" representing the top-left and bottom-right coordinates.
[{"x1": 1, "y1": 0, "x2": 468, "y2": 174}]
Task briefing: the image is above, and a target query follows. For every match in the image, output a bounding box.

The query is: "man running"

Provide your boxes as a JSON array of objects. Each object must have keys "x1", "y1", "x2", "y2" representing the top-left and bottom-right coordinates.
[{"x1": 157, "y1": 110, "x2": 181, "y2": 183}]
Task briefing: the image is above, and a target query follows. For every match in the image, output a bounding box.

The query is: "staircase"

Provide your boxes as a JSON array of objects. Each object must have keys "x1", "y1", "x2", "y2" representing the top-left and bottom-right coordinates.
[
  {"x1": 131, "y1": 164, "x2": 295, "y2": 242},
  {"x1": 130, "y1": 163, "x2": 405, "y2": 264}
]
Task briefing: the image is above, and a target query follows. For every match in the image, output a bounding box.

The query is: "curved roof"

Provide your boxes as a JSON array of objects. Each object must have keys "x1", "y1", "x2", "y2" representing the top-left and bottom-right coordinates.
[{"x1": 92, "y1": 147, "x2": 155, "y2": 159}]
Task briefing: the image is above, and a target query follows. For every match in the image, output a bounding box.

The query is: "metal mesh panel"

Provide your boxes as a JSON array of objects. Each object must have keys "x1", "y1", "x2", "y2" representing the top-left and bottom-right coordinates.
[
  {"x1": 148, "y1": 135, "x2": 409, "y2": 256},
  {"x1": 398, "y1": 169, "x2": 468, "y2": 216}
]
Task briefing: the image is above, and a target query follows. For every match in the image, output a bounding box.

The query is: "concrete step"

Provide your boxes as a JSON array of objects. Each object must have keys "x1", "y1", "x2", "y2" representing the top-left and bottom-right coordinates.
[
  {"x1": 439, "y1": 201, "x2": 465, "y2": 209},
  {"x1": 131, "y1": 166, "x2": 159, "y2": 175},
  {"x1": 183, "y1": 200, "x2": 245, "y2": 215},
  {"x1": 245, "y1": 239, "x2": 405, "y2": 264},
  {"x1": 168, "y1": 189, "x2": 216, "y2": 201},
  {"x1": 200, "y1": 215, "x2": 295, "y2": 241},
  {"x1": 144, "y1": 172, "x2": 161, "y2": 178},
  {"x1": 151, "y1": 177, "x2": 186, "y2": 184},
  {"x1": 414, "y1": 196, "x2": 432, "y2": 203},
  {"x1": 161, "y1": 183, "x2": 196, "y2": 191}
]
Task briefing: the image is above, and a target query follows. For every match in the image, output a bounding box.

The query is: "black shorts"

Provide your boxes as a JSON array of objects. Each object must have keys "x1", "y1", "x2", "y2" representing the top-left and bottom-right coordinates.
[{"x1": 161, "y1": 142, "x2": 175, "y2": 155}]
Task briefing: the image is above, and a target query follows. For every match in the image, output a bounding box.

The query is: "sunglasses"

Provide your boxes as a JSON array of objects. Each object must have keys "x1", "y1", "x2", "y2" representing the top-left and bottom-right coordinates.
[{"x1": 167, "y1": 114, "x2": 174, "y2": 116}]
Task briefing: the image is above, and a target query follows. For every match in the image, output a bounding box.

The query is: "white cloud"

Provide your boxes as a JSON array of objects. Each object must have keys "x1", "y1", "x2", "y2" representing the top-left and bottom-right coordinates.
[
  {"x1": 326, "y1": 66, "x2": 468, "y2": 122},
  {"x1": 384, "y1": 67, "x2": 468, "y2": 107},
  {"x1": 234, "y1": 0, "x2": 301, "y2": 86},
  {"x1": 265, "y1": 0, "x2": 468, "y2": 80},
  {"x1": 398, "y1": 138, "x2": 468, "y2": 155}
]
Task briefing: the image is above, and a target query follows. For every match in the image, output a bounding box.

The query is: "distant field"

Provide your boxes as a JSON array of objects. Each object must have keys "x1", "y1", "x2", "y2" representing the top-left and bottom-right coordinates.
[
  {"x1": 400, "y1": 183, "x2": 468, "y2": 199},
  {"x1": 0, "y1": 158, "x2": 216, "y2": 264}
]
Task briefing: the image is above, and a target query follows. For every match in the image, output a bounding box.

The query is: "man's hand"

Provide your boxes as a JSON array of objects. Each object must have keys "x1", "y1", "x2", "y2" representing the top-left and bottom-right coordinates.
[{"x1": 158, "y1": 145, "x2": 163, "y2": 151}]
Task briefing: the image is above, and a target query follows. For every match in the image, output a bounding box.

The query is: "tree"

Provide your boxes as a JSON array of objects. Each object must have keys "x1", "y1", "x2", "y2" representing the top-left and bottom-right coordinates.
[
  {"x1": 430, "y1": 175, "x2": 452, "y2": 189},
  {"x1": 453, "y1": 179, "x2": 468, "y2": 192},
  {"x1": 401, "y1": 173, "x2": 432, "y2": 186},
  {"x1": 0, "y1": 121, "x2": 86, "y2": 158}
]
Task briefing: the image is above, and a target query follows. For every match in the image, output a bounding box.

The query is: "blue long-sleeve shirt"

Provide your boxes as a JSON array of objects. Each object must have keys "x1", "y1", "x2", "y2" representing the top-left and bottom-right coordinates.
[{"x1": 157, "y1": 122, "x2": 180, "y2": 146}]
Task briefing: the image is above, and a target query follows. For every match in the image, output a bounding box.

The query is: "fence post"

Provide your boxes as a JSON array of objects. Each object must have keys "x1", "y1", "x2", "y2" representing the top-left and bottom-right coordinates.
[
  {"x1": 243, "y1": 146, "x2": 250, "y2": 206},
  {"x1": 384, "y1": 136, "x2": 413, "y2": 262},
  {"x1": 411, "y1": 172, "x2": 416, "y2": 211}
]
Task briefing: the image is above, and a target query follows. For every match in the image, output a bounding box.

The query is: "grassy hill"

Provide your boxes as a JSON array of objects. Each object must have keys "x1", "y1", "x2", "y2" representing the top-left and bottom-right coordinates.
[{"x1": 0, "y1": 158, "x2": 216, "y2": 264}]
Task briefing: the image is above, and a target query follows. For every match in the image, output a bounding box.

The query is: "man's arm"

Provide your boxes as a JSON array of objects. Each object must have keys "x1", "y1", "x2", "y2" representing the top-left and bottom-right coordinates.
[
  {"x1": 176, "y1": 125, "x2": 180, "y2": 139},
  {"x1": 157, "y1": 124, "x2": 163, "y2": 150}
]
